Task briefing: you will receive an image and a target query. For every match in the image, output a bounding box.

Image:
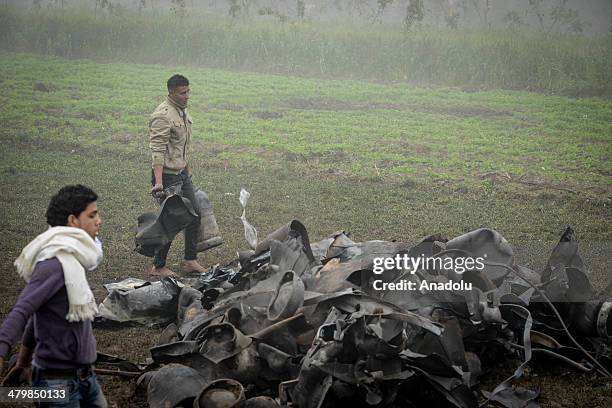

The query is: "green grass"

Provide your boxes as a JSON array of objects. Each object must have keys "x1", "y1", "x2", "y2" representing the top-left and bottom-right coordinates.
[
  {"x1": 0, "y1": 6, "x2": 611, "y2": 95},
  {"x1": 0, "y1": 52, "x2": 610, "y2": 193}
]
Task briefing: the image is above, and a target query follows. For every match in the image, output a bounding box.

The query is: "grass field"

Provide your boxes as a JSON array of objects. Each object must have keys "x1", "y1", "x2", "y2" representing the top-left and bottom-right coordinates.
[
  {"x1": 1, "y1": 6, "x2": 611, "y2": 96},
  {"x1": 0, "y1": 51, "x2": 610, "y2": 407}
]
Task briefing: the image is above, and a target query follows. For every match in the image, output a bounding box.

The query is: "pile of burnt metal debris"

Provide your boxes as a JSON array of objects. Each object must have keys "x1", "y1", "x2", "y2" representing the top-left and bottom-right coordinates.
[{"x1": 99, "y1": 214, "x2": 611, "y2": 408}]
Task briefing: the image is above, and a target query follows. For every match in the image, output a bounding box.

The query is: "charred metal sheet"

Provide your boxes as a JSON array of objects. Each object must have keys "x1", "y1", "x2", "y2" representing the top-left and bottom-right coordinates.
[
  {"x1": 194, "y1": 378, "x2": 246, "y2": 408},
  {"x1": 310, "y1": 231, "x2": 355, "y2": 261},
  {"x1": 597, "y1": 301, "x2": 612, "y2": 338},
  {"x1": 255, "y1": 220, "x2": 316, "y2": 264},
  {"x1": 412, "y1": 317, "x2": 468, "y2": 369},
  {"x1": 187, "y1": 264, "x2": 241, "y2": 292},
  {"x1": 258, "y1": 342, "x2": 293, "y2": 374},
  {"x1": 410, "y1": 366, "x2": 478, "y2": 408},
  {"x1": 102, "y1": 278, "x2": 150, "y2": 292},
  {"x1": 342, "y1": 315, "x2": 406, "y2": 357},
  {"x1": 147, "y1": 363, "x2": 208, "y2": 408},
  {"x1": 177, "y1": 286, "x2": 205, "y2": 327},
  {"x1": 309, "y1": 292, "x2": 443, "y2": 336},
  {"x1": 310, "y1": 237, "x2": 335, "y2": 262},
  {"x1": 267, "y1": 271, "x2": 305, "y2": 322},
  {"x1": 194, "y1": 188, "x2": 224, "y2": 253},
  {"x1": 95, "y1": 221, "x2": 612, "y2": 407},
  {"x1": 444, "y1": 228, "x2": 515, "y2": 283},
  {"x1": 544, "y1": 227, "x2": 585, "y2": 277},
  {"x1": 150, "y1": 340, "x2": 199, "y2": 363},
  {"x1": 95, "y1": 352, "x2": 144, "y2": 373},
  {"x1": 179, "y1": 309, "x2": 225, "y2": 340},
  {"x1": 485, "y1": 304, "x2": 534, "y2": 405},
  {"x1": 309, "y1": 258, "x2": 365, "y2": 293},
  {"x1": 269, "y1": 237, "x2": 319, "y2": 280},
  {"x1": 197, "y1": 323, "x2": 252, "y2": 364},
  {"x1": 135, "y1": 194, "x2": 199, "y2": 257},
  {"x1": 97, "y1": 277, "x2": 181, "y2": 325},
  {"x1": 290, "y1": 309, "x2": 341, "y2": 408},
  {"x1": 243, "y1": 396, "x2": 280, "y2": 407}
]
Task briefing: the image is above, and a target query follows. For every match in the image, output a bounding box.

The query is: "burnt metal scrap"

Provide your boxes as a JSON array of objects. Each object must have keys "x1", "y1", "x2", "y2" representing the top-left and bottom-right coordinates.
[
  {"x1": 99, "y1": 222, "x2": 611, "y2": 407},
  {"x1": 98, "y1": 277, "x2": 182, "y2": 325},
  {"x1": 135, "y1": 186, "x2": 223, "y2": 257}
]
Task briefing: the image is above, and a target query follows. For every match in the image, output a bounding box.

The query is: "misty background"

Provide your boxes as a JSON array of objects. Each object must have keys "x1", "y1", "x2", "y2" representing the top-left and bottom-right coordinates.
[
  {"x1": 4, "y1": 0, "x2": 611, "y2": 33},
  {"x1": 1, "y1": 1, "x2": 611, "y2": 95}
]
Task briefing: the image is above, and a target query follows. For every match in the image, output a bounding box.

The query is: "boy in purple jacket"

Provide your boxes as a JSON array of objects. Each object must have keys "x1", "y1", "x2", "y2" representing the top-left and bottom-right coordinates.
[{"x1": 0, "y1": 185, "x2": 107, "y2": 407}]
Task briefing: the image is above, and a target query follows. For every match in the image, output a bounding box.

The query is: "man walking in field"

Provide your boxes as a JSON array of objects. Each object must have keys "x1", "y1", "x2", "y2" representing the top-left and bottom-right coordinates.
[
  {"x1": 149, "y1": 74, "x2": 208, "y2": 277},
  {"x1": 0, "y1": 184, "x2": 107, "y2": 407}
]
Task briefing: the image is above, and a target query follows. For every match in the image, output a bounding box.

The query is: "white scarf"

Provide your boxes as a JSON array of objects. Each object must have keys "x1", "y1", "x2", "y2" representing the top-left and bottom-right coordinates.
[{"x1": 14, "y1": 226, "x2": 102, "y2": 322}]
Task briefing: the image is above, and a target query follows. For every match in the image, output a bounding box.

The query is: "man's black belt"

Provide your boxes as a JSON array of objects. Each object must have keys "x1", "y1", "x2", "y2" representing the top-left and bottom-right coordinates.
[{"x1": 34, "y1": 365, "x2": 93, "y2": 380}]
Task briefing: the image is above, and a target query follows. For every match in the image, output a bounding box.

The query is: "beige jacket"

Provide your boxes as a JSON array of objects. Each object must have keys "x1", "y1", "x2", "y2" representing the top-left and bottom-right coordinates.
[{"x1": 149, "y1": 97, "x2": 193, "y2": 174}]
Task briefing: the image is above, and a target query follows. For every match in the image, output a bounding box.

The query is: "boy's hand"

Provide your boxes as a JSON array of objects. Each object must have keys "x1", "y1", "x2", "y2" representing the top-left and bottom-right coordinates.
[{"x1": 1, "y1": 364, "x2": 32, "y2": 386}]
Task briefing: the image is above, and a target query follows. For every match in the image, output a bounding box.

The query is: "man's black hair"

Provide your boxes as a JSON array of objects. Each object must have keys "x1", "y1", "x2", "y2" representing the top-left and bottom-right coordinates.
[
  {"x1": 167, "y1": 74, "x2": 189, "y2": 90},
  {"x1": 46, "y1": 185, "x2": 98, "y2": 227}
]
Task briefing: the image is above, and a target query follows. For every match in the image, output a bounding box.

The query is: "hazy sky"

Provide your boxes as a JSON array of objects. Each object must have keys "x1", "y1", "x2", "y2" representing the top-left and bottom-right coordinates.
[{"x1": 8, "y1": 0, "x2": 612, "y2": 33}]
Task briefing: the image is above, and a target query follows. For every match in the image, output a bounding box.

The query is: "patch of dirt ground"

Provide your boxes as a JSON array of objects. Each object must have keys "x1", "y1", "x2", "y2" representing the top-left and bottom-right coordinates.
[{"x1": 283, "y1": 98, "x2": 513, "y2": 118}]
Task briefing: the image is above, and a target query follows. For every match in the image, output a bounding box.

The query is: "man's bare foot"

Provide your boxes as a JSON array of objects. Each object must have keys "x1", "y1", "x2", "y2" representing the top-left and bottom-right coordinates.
[
  {"x1": 182, "y1": 260, "x2": 208, "y2": 274},
  {"x1": 150, "y1": 266, "x2": 178, "y2": 278}
]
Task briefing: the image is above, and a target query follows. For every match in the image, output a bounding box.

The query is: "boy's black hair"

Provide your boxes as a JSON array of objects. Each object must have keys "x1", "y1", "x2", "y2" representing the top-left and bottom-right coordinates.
[
  {"x1": 167, "y1": 74, "x2": 189, "y2": 90},
  {"x1": 46, "y1": 185, "x2": 98, "y2": 227}
]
